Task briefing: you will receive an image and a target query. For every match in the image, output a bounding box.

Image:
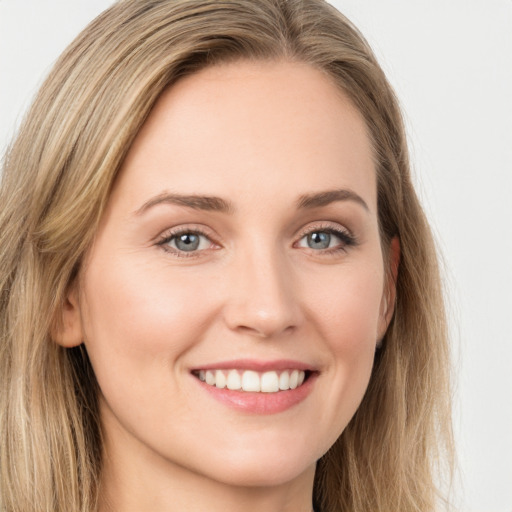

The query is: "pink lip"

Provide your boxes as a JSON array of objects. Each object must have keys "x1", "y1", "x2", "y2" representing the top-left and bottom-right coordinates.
[
  {"x1": 190, "y1": 360, "x2": 318, "y2": 415},
  {"x1": 191, "y1": 358, "x2": 314, "y2": 372}
]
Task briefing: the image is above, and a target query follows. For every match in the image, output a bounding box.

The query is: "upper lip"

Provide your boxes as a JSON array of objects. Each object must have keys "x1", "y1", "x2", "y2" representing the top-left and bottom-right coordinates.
[{"x1": 190, "y1": 359, "x2": 315, "y2": 372}]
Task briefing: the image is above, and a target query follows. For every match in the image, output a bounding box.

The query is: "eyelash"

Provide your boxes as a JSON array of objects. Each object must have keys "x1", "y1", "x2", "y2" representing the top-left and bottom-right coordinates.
[
  {"x1": 157, "y1": 227, "x2": 217, "y2": 258},
  {"x1": 295, "y1": 224, "x2": 358, "y2": 255},
  {"x1": 156, "y1": 223, "x2": 357, "y2": 258}
]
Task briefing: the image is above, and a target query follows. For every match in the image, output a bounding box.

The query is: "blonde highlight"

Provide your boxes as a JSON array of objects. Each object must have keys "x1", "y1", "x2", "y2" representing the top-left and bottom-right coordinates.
[{"x1": 0, "y1": 1, "x2": 453, "y2": 511}]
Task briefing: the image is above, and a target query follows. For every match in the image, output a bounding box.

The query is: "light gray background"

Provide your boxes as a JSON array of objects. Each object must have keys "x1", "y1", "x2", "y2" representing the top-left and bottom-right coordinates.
[{"x1": 1, "y1": 1, "x2": 511, "y2": 511}]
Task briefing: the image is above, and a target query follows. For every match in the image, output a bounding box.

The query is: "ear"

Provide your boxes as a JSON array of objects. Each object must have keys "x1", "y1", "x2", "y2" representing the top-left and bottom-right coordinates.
[
  {"x1": 52, "y1": 280, "x2": 83, "y2": 348},
  {"x1": 377, "y1": 236, "x2": 400, "y2": 341}
]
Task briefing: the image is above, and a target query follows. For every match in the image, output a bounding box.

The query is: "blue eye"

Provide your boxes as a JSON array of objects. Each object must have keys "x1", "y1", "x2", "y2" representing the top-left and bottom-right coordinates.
[
  {"x1": 162, "y1": 231, "x2": 212, "y2": 253},
  {"x1": 306, "y1": 231, "x2": 331, "y2": 249},
  {"x1": 297, "y1": 228, "x2": 354, "y2": 251}
]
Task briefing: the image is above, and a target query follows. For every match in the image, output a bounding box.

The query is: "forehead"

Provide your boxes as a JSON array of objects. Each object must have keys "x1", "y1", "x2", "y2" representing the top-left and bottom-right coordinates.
[{"x1": 112, "y1": 59, "x2": 376, "y2": 214}]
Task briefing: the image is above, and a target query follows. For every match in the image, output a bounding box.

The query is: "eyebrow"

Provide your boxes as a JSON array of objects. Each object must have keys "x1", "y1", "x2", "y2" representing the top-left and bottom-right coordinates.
[
  {"x1": 134, "y1": 192, "x2": 234, "y2": 215},
  {"x1": 296, "y1": 189, "x2": 369, "y2": 211},
  {"x1": 134, "y1": 188, "x2": 369, "y2": 216}
]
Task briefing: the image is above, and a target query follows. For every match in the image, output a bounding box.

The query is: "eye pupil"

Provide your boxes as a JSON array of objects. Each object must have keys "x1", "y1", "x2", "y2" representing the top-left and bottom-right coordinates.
[
  {"x1": 308, "y1": 231, "x2": 330, "y2": 249},
  {"x1": 175, "y1": 233, "x2": 200, "y2": 251}
]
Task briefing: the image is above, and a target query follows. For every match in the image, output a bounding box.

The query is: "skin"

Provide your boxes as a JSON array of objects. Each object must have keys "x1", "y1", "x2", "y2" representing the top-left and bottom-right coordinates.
[{"x1": 57, "y1": 60, "x2": 398, "y2": 512}]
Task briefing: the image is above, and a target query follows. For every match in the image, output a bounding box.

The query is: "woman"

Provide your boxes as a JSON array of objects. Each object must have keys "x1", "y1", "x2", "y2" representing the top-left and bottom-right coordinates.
[{"x1": 0, "y1": 1, "x2": 453, "y2": 511}]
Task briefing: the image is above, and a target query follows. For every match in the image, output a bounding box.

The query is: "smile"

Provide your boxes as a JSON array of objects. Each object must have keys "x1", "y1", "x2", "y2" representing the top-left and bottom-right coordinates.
[{"x1": 193, "y1": 369, "x2": 307, "y2": 393}]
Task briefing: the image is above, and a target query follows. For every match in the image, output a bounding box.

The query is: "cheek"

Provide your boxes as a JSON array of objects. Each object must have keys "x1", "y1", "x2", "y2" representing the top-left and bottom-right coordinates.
[
  {"x1": 79, "y1": 255, "x2": 218, "y2": 383},
  {"x1": 305, "y1": 260, "x2": 385, "y2": 352},
  {"x1": 301, "y1": 260, "x2": 384, "y2": 430}
]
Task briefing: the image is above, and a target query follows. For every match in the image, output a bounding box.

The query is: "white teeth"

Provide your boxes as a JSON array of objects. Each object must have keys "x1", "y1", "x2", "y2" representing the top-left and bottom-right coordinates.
[
  {"x1": 226, "y1": 369, "x2": 242, "y2": 390},
  {"x1": 261, "y1": 371, "x2": 279, "y2": 393},
  {"x1": 205, "y1": 370, "x2": 215, "y2": 385},
  {"x1": 197, "y1": 369, "x2": 307, "y2": 393},
  {"x1": 289, "y1": 369, "x2": 299, "y2": 389},
  {"x1": 279, "y1": 371, "x2": 290, "y2": 390},
  {"x1": 215, "y1": 370, "x2": 226, "y2": 389},
  {"x1": 242, "y1": 370, "x2": 261, "y2": 392}
]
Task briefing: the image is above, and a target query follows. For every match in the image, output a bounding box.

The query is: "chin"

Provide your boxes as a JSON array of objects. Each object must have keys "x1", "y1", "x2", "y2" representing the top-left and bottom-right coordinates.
[
  {"x1": 211, "y1": 461, "x2": 313, "y2": 488},
  {"x1": 193, "y1": 442, "x2": 319, "y2": 488}
]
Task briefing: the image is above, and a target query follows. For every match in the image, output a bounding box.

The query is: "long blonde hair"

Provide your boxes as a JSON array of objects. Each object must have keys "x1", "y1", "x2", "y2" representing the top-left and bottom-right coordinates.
[{"x1": 0, "y1": 1, "x2": 453, "y2": 510}]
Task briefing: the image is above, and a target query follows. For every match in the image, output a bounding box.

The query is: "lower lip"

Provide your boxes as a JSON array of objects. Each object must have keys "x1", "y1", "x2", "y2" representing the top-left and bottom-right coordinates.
[{"x1": 194, "y1": 373, "x2": 317, "y2": 414}]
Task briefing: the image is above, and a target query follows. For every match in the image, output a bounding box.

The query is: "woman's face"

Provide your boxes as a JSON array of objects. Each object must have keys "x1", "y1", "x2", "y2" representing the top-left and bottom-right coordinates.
[{"x1": 64, "y1": 61, "x2": 395, "y2": 489}]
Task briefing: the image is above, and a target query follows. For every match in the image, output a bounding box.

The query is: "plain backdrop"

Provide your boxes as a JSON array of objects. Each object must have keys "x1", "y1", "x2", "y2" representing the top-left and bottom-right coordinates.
[{"x1": 1, "y1": 1, "x2": 511, "y2": 511}]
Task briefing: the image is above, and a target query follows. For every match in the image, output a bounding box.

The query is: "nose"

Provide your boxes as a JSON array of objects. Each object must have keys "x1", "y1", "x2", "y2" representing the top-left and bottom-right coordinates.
[{"x1": 222, "y1": 246, "x2": 302, "y2": 339}]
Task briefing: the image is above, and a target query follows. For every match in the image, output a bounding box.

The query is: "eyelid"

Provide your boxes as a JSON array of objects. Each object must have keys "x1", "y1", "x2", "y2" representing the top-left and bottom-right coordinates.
[
  {"x1": 154, "y1": 221, "x2": 357, "y2": 258},
  {"x1": 294, "y1": 221, "x2": 358, "y2": 252},
  {"x1": 296, "y1": 221, "x2": 354, "y2": 240},
  {"x1": 156, "y1": 224, "x2": 221, "y2": 256}
]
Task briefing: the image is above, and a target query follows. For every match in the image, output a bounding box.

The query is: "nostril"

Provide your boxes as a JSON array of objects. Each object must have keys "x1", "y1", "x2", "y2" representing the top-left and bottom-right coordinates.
[{"x1": 234, "y1": 322, "x2": 296, "y2": 339}]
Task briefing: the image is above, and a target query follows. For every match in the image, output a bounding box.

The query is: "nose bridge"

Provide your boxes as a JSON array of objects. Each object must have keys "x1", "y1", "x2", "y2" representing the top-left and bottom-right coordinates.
[{"x1": 224, "y1": 239, "x2": 300, "y2": 338}]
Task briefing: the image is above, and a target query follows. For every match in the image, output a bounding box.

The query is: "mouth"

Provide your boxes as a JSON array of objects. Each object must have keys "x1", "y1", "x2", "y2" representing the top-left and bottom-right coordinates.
[
  {"x1": 191, "y1": 368, "x2": 310, "y2": 393},
  {"x1": 190, "y1": 359, "x2": 318, "y2": 413}
]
